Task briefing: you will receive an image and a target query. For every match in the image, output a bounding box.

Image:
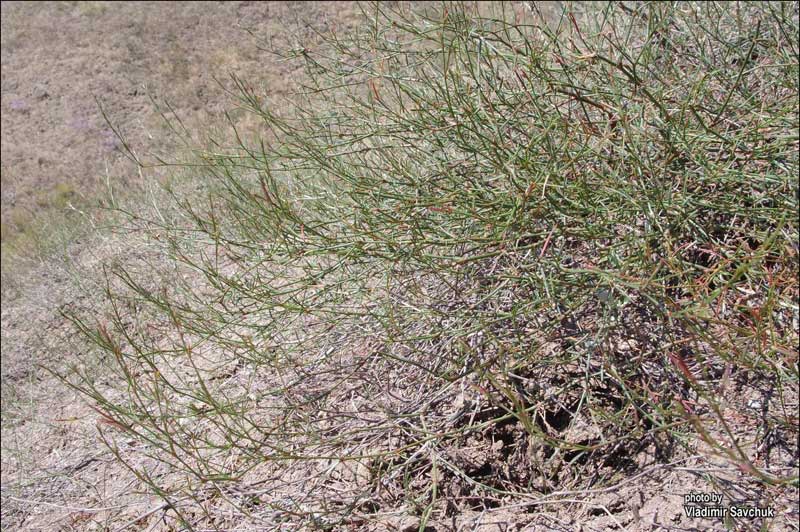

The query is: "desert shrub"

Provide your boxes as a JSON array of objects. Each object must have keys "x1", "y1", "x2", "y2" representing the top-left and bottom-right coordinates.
[{"x1": 64, "y1": 2, "x2": 798, "y2": 528}]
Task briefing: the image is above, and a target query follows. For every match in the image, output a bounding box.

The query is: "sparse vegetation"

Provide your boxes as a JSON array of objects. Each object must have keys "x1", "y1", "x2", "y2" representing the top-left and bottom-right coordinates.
[{"x1": 3, "y1": 1, "x2": 799, "y2": 530}]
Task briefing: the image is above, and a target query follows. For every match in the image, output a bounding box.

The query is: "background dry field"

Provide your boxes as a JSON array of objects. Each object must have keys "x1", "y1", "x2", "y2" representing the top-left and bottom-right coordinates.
[
  {"x1": 1, "y1": 1, "x2": 363, "y2": 269},
  {"x1": 2, "y1": 2, "x2": 798, "y2": 531}
]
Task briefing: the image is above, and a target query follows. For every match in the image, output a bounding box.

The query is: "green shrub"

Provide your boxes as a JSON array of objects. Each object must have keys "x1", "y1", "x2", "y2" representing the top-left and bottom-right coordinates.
[{"x1": 65, "y1": 2, "x2": 798, "y2": 527}]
